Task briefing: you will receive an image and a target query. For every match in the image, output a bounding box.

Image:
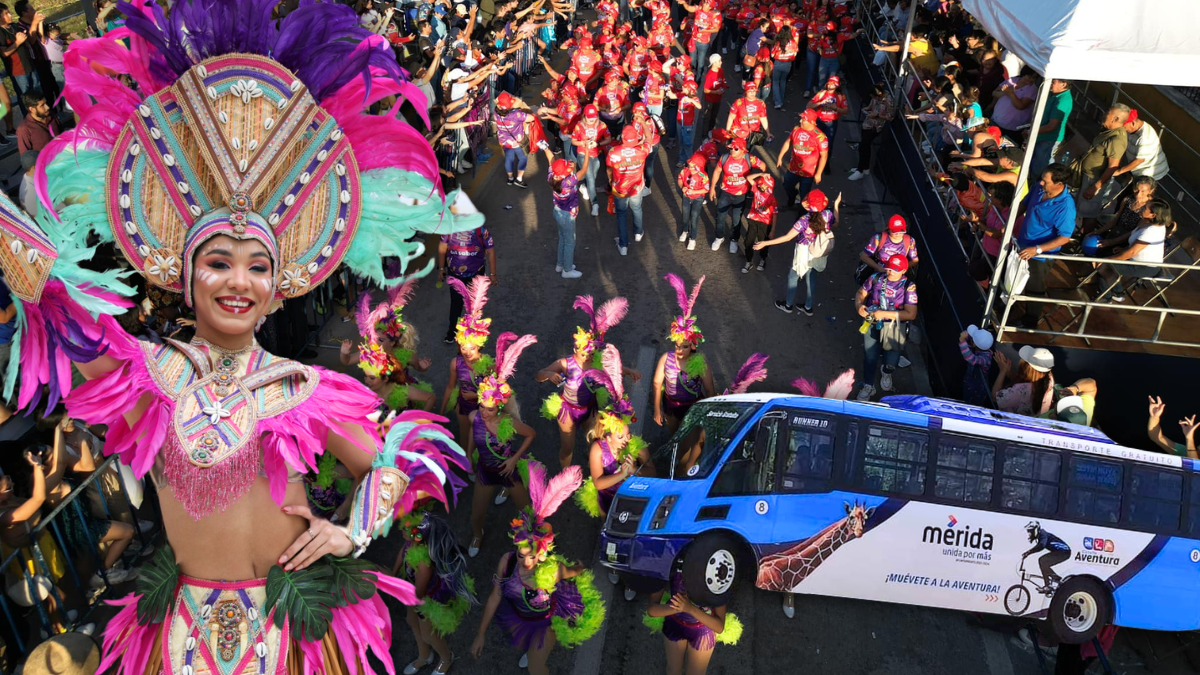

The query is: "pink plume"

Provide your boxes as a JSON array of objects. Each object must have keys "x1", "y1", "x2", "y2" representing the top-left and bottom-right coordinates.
[
  {"x1": 496, "y1": 333, "x2": 538, "y2": 382},
  {"x1": 354, "y1": 293, "x2": 376, "y2": 338},
  {"x1": 537, "y1": 465, "x2": 583, "y2": 520},
  {"x1": 97, "y1": 594, "x2": 158, "y2": 675},
  {"x1": 572, "y1": 295, "x2": 595, "y2": 322},
  {"x1": 724, "y1": 353, "x2": 769, "y2": 394},
  {"x1": 685, "y1": 275, "x2": 706, "y2": 318},
  {"x1": 823, "y1": 369, "x2": 857, "y2": 401},
  {"x1": 466, "y1": 275, "x2": 491, "y2": 317},
  {"x1": 593, "y1": 297, "x2": 629, "y2": 335},
  {"x1": 791, "y1": 377, "x2": 821, "y2": 397},
  {"x1": 600, "y1": 344, "x2": 625, "y2": 401},
  {"x1": 387, "y1": 278, "x2": 419, "y2": 310},
  {"x1": 664, "y1": 273, "x2": 688, "y2": 314},
  {"x1": 526, "y1": 459, "x2": 548, "y2": 513},
  {"x1": 447, "y1": 276, "x2": 469, "y2": 307}
]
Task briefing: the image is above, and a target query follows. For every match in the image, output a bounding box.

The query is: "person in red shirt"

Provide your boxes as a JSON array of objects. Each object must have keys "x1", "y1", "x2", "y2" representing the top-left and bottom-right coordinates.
[
  {"x1": 699, "y1": 53, "x2": 727, "y2": 139},
  {"x1": 770, "y1": 23, "x2": 800, "y2": 110},
  {"x1": 606, "y1": 125, "x2": 651, "y2": 254},
  {"x1": 624, "y1": 37, "x2": 651, "y2": 88},
  {"x1": 725, "y1": 84, "x2": 772, "y2": 149},
  {"x1": 571, "y1": 35, "x2": 602, "y2": 89},
  {"x1": 682, "y1": 0, "x2": 720, "y2": 78},
  {"x1": 595, "y1": 70, "x2": 630, "y2": 138},
  {"x1": 777, "y1": 108, "x2": 828, "y2": 208},
  {"x1": 741, "y1": 173, "x2": 778, "y2": 272},
  {"x1": 807, "y1": 73, "x2": 849, "y2": 144},
  {"x1": 571, "y1": 104, "x2": 614, "y2": 216},
  {"x1": 814, "y1": 20, "x2": 863, "y2": 92},
  {"x1": 630, "y1": 102, "x2": 662, "y2": 195},
  {"x1": 673, "y1": 77, "x2": 702, "y2": 166},
  {"x1": 708, "y1": 137, "x2": 765, "y2": 253},
  {"x1": 676, "y1": 152, "x2": 711, "y2": 249}
]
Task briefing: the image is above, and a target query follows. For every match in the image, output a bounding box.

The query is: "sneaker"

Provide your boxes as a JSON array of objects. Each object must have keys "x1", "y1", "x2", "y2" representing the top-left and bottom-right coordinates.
[
  {"x1": 460, "y1": 160, "x2": 473, "y2": 169},
  {"x1": 678, "y1": 231, "x2": 689, "y2": 242},
  {"x1": 506, "y1": 176, "x2": 515, "y2": 185},
  {"x1": 798, "y1": 305, "x2": 814, "y2": 317},
  {"x1": 562, "y1": 269, "x2": 583, "y2": 279},
  {"x1": 676, "y1": 161, "x2": 685, "y2": 168},
  {"x1": 848, "y1": 169, "x2": 866, "y2": 181},
  {"x1": 880, "y1": 372, "x2": 894, "y2": 392},
  {"x1": 687, "y1": 239, "x2": 696, "y2": 250},
  {"x1": 898, "y1": 356, "x2": 911, "y2": 368},
  {"x1": 615, "y1": 238, "x2": 628, "y2": 256},
  {"x1": 756, "y1": 261, "x2": 765, "y2": 271},
  {"x1": 803, "y1": 89, "x2": 811, "y2": 97},
  {"x1": 711, "y1": 237, "x2": 724, "y2": 251},
  {"x1": 734, "y1": 65, "x2": 742, "y2": 73},
  {"x1": 77, "y1": 623, "x2": 96, "y2": 636},
  {"x1": 514, "y1": 178, "x2": 529, "y2": 189},
  {"x1": 580, "y1": 186, "x2": 590, "y2": 201},
  {"x1": 729, "y1": 240, "x2": 738, "y2": 254},
  {"x1": 856, "y1": 384, "x2": 876, "y2": 401},
  {"x1": 555, "y1": 265, "x2": 563, "y2": 273},
  {"x1": 741, "y1": 262, "x2": 752, "y2": 274},
  {"x1": 607, "y1": 571, "x2": 620, "y2": 585},
  {"x1": 494, "y1": 488, "x2": 509, "y2": 505},
  {"x1": 783, "y1": 594, "x2": 795, "y2": 619},
  {"x1": 1110, "y1": 294, "x2": 1125, "y2": 303},
  {"x1": 591, "y1": 204, "x2": 600, "y2": 216},
  {"x1": 624, "y1": 587, "x2": 637, "y2": 601},
  {"x1": 634, "y1": 232, "x2": 644, "y2": 242},
  {"x1": 774, "y1": 300, "x2": 793, "y2": 313},
  {"x1": 518, "y1": 653, "x2": 529, "y2": 669},
  {"x1": 404, "y1": 654, "x2": 435, "y2": 675}
]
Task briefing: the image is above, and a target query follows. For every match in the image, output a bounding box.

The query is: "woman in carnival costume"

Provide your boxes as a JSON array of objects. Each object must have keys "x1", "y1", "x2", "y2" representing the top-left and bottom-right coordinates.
[
  {"x1": 471, "y1": 461, "x2": 606, "y2": 675},
  {"x1": 653, "y1": 274, "x2": 716, "y2": 433},
  {"x1": 535, "y1": 294, "x2": 637, "y2": 469},
  {"x1": 0, "y1": 0, "x2": 480, "y2": 670},
  {"x1": 466, "y1": 332, "x2": 539, "y2": 557},
  {"x1": 439, "y1": 275, "x2": 494, "y2": 455},
  {"x1": 342, "y1": 278, "x2": 436, "y2": 412},
  {"x1": 393, "y1": 502, "x2": 478, "y2": 675},
  {"x1": 643, "y1": 558, "x2": 744, "y2": 675}
]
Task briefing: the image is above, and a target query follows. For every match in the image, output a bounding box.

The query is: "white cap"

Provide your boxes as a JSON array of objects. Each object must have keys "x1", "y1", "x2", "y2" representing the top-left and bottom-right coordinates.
[
  {"x1": 1057, "y1": 395, "x2": 1085, "y2": 414},
  {"x1": 709, "y1": 53, "x2": 721, "y2": 65},
  {"x1": 446, "y1": 68, "x2": 468, "y2": 81},
  {"x1": 966, "y1": 324, "x2": 993, "y2": 351},
  {"x1": 1018, "y1": 345, "x2": 1055, "y2": 373}
]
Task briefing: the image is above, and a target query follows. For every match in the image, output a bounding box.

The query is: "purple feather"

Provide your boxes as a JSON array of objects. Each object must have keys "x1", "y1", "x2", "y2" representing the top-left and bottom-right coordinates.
[{"x1": 723, "y1": 353, "x2": 768, "y2": 395}]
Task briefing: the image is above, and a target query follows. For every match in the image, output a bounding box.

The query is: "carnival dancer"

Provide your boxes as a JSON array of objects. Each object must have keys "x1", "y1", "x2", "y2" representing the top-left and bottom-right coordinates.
[
  {"x1": 394, "y1": 504, "x2": 478, "y2": 675},
  {"x1": 643, "y1": 559, "x2": 743, "y2": 675},
  {"x1": 441, "y1": 276, "x2": 494, "y2": 454},
  {"x1": 347, "y1": 286, "x2": 437, "y2": 413},
  {"x1": 466, "y1": 333, "x2": 540, "y2": 557},
  {"x1": 537, "y1": 294, "x2": 633, "y2": 469},
  {"x1": 653, "y1": 274, "x2": 716, "y2": 432},
  {"x1": 0, "y1": 1, "x2": 479, "y2": 671},
  {"x1": 470, "y1": 461, "x2": 606, "y2": 675}
]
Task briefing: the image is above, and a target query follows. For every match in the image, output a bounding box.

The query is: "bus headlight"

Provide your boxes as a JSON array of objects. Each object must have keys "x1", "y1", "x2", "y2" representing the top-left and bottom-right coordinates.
[{"x1": 649, "y1": 495, "x2": 679, "y2": 530}]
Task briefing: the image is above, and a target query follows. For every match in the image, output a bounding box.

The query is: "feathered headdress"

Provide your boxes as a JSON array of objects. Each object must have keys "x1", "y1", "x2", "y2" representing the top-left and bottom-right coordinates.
[
  {"x1": 380, "y1": 278, "x2": 419, "y2": 341},
  {"x1": 510, "y1": 460, "x2": 583, "y2": 557},
  {"x1": 448, "y1": 275, "x2": 493, "y2": 349},
  {"x1": 354, "y1": 292, "x2": 396, "y2": 378},
  {"x1": 584, "y1": 344, "x2": 636, "y2": 435},
  {"x1": 723, "y1": 353, "x2": 769, "y2": 395},
  {"x1": 572, "y1": 295, "x2": 629, "y2": 360},
  {"x1": 792, "y1": 370, "x2": 857, "y2": 401},
  {"x1": 477, "y1": 332, "x2": 538, "y2": 409},
  {"x1": 664, "y1": 273, "x2": 705, "y2": 346},
  {"x1": 378, "y1": 410, "x2": 472, "y2": 519}
]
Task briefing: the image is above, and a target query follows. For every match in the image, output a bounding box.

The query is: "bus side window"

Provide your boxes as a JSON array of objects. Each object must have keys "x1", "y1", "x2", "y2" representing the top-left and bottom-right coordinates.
[
  {"x1": 857, "y1": 425, "x2": 928, "y2": 496},
  {"x1": 712, "y1": 416, "x2": 779, "y2": 496},
  {"x1": 1187, "y1": 479, "x2": 1200, "y2": 536},
  {"x1": 1127, "y1": 466, "x2": 1182, "y2": 531},
  {"x1": 843, "y1": 422, "x2": 860, "y2": 483},
  {"x1": 781, "y1": 425, "x2": 835, "y2": 493},
  {"x1": 934, "y1": 435, "x2": 995, "y2": 504},
  {"x1": 1065, "y1": 456, "x2": 1124, "y2": 525},
  {"x1": 1001, "y1": 446, "x2": 1060, "y2": 515}
]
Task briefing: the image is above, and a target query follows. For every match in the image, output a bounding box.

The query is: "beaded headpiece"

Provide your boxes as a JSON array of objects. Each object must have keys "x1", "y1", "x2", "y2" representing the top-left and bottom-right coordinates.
[
  {"x1": 585, "y1": 344, "x2": 636, "y2": 435},
  {"x1": 448, "y1": 275, "x2": 493, "y2": 349},
  {"x1": 572, "y1": 295, "x2": 629, "y2": 358},
  {"x1": 510, "y1": 461, "x2": 582, "y2": 557},
  {"x1": 664, "y1": 273, "x2": 706, "y2": 346},
  {"x1": 477, "y1": 332, "x2": 538, "y2": 409}
]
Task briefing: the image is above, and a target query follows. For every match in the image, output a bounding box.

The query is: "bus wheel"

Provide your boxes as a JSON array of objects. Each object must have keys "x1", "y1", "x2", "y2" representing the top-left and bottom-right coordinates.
[
  {"x1": 1049, "y1": 578, "x2": 1111, "y2": 644},
  {"x1": 1003, "y1": 584, "x2": 1031, "y2": 616},
  {"x1": 682, "y1": 533, "x2": 741, "y2": 606}
]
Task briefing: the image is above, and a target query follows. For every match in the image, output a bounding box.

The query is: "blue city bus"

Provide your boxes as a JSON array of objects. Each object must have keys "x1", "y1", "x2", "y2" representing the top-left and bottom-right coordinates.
[{"x1": 599, "y1": 394, "x2": 1200, "y2": 643}]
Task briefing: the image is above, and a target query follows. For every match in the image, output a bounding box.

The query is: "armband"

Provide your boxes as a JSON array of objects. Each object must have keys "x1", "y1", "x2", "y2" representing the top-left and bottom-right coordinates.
[{"x1": 347, "y1": 466, "x2": 411, "y2": 558}]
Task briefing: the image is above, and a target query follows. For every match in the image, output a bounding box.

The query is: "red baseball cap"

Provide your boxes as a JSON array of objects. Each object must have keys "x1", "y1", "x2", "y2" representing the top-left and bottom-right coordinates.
[
  {"x1": 622, "y1": 125, "x2": 641, "y2": 143},
  {"x1": 826, "y1": 75, "x2": 840, "y2": 87},
  {"x1": 551, "y1": 158, "x2": 573, "y2": 179},
  {"x1": 496, "y1": 91, "x2": 514, "y2": 108},
  {"x1": 633, "y1": 102, "x2": 648, "y2": 115},
  {"x1": 755, "y1": 174, "x2": 775, "y2": 191},
  {"x1": 729, "y1": 137, "x2": 747, "y2": 151},
  {"x1": 888, "y1": 214, "x2": 907, "y2": 232},
  {"x1": 756, "y1": 46, "x2": 771, "y2": 60},
  {"x1": 805, "y1": 189, "x2": 828, "y2": 211},
  {"x1": 687, "y1": 152, "x2": 706, "y2": 167},
  {"x1": 584, "y1": 104, "x2": 599, "y2": 119},
  {"x1": 886, "y1": 254, "x2": 909, "y2": 273},
  {"x1": 800, "y1": 109, "x2": 819, "y2": 123}
]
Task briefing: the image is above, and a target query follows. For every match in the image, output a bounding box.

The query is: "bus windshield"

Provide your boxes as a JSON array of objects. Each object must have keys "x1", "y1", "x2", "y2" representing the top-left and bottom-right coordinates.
[{"x1": 657, "y1": 401, "x2": 762, "y2": 480}]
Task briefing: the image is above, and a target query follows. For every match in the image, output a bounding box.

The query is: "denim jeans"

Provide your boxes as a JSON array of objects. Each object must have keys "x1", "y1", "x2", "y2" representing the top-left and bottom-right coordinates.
[
  {"x1": 817, "y1": 118, "x2": 839, "y2": 145},
  {"x1": 663, "y1": 106, "x2": 678, "y2": 141},
  {"x1": 782, "y1": 171, "x2": 815, "y2": 209},
  {"x1": 581, "y1": 154, "x2": 601, "y2": 199},
  {"x1": 553, "y1": 206, "x2": 577, "y2": 270},
  {"x1": 785, "y1": 267, "x2": 815, "y2": 310},
  {"x1": 804, "y1": 49, "x2": 821, "y2": 92},
  {"x1": 560, "y1": 132, "x2": 577, "y2": 165},
  {"x1": 11, "y1": 72, "x2": 39, "y2": 111},
  {"x1": 681, "y1": 195, "x2": 704, "y2": 240},
  {"x1": 817, "y1": 56, "x2": 840, "y2": 88},
  {"x1": 772, "y1": 60, "x2": 793, "y2": 108},
  {"x1": 861, "y1": 325, "x2": 902, "y2": 386},
  {"x1": 614, "y1": 192, "x2": 644, "y2": 247},
  {"x1": 715, "y1": 190, "x2": 746, "y2": 240},
  {"x1": 644, "y1": 144, "x2": 659, "y2": 188},
  {"x1": 692, "y1": 41, "x2": 711, "y2": 80},
  {"x1": 677, "y1": 122, "x2": 695, "y2": 164},
  {"x1": 503, "y1": 146, "x2": 528, "y2": 175},
  {"x1": 1028, "y1": 139, "x2": 1059, "y2": 186}
]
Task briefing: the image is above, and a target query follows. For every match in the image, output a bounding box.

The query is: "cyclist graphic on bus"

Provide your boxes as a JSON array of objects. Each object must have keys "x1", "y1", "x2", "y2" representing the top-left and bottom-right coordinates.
[{"x1": 1021, "y1": 521, "x2": 1071, "y2": 592}]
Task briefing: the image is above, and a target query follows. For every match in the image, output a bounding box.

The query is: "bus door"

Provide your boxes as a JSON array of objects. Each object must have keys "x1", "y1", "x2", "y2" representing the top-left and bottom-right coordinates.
[{"x1": 705, "y1": 410, "x2": 786, "y2": 544}]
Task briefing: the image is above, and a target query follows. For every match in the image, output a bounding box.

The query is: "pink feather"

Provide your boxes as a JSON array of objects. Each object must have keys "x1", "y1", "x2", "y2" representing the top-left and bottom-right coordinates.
[
  {"x1": 663, "y1": 273, "x2": 689, "y2": 314},
  {"x1": 354, "y1": 292, "x2": 376, "y2": 338},
  {"x1": 724, "y1": 353, "x2": 769, "y2": 395},
  {"x1": 593, "y1": 297, "x2": 629, "y2": 335},
  {"x1": 823, "y1": 369, "x2": 857, "y2": 401},
  {"x1": 600, "y1": 344, "x2": 625, "y2": 402},
  {"x1": 446, "y1": 276, "x2": 469, "y2": 309},
  {"x1": 537, "y1": 465, "x2": 583, "y2": 521},
  {"x1": 526, "y1": 459, "x2": 548, "y2": 514},
  {"x1": 97, "y1": 594, "x2": 158, "y2": 675},
  {"x1": 467, "y1": 275, "x2": 491, "y2": 317},
  {"x1": 685, "y1": 275, "x2": 706, "y2": 318},
  {"x1": 572, "y1": 295, "x2": 595, "y2": 323},
  {"x1": 387, "y1": 278, "x2": 419, "y2": 310},
  {"x1": 791, "y1": 377, "x2": 821, "y2": 397},
  {"x1": 496, "y1": 333, "x2": 538, "y2": 383}
]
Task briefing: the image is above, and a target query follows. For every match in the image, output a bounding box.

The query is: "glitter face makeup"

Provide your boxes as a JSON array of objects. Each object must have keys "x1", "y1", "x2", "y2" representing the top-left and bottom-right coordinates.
[{"x1": 190, "y1": 235, "x2": 275, "y2": 349}]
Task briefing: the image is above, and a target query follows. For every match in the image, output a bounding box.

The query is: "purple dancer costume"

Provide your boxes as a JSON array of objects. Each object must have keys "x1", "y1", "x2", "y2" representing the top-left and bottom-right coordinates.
[
  {"x1": 661, "y1": 569, "x2": 718, "y2": 651},
  {"x1": 455, "y1": 355, "x2": 482, "y2": 415},
  {"x1": 493, "y1": 553, "x2": 586, "y2": 651},
  {"x1": 473, "y1": 414, "x2": 520, "y2": 487},
  {"x1": 558, "y1": 356, "x2": 597, "y2": 425},
  {"x1": 594, "y1": 439, "x2": 623, "y2": 515},
  {"x1": 663, "y1": 352, "x2": 704, "y2": 416}
]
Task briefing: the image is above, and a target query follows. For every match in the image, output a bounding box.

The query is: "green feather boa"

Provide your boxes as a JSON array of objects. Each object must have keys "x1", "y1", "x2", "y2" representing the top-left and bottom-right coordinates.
[
  {"x1": 417, "y1": 577, "x2": 476, "y2": 636},
  {"x1": 314, "y1": 453, "x2": 338, "y2": 489},
  {"x1": 552, "y1": 569, "x2": 607, "y2": 648},
  {"x1": 590, "y1": 350, "x2": 605, "y2": 369},
  {"x1": 471, "y1": 355, "x2": 495, "y2": 378},
  {"x1": 683, "y1": 354, "x2": 708, "y2": 379},
  {"x1": 391, "y1": 347, "x2": 414, "y2": 368},
  {"x1": 496, "y1": 416, "x2": 515, "y2": 444},
  {"x1": 621, "y1": 435, "x2": 648, "y2": 463},
  {"x1": 404, "y1": 543, "x2": 432, "y2": 570},
  {"x1": 385, "y1": 385, "x2": 410, "y2": 411},
  {"x1": 574, "y1": 478, "x2": 603, "y2": 518},
  {"x1": 445, "y1": 386, "x2": 459, "y2": 413},
  {"x1": 541, "y1": 393, "x2": 564, "y2": 421}
]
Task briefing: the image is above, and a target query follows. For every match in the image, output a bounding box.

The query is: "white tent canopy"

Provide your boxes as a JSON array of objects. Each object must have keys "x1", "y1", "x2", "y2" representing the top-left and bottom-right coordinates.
[{"x1": 960, "y1": 0, "x2": 1200, "y2": 87}]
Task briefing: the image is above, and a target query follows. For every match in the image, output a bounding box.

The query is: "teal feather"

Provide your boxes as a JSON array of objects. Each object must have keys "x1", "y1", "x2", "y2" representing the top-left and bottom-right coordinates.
[
  {"x1": 2, "y1": 299, "x2": 25, "y2": 401},
  {"x1": 44, "y1": 148, "x2": 113, "y2": 243}
]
